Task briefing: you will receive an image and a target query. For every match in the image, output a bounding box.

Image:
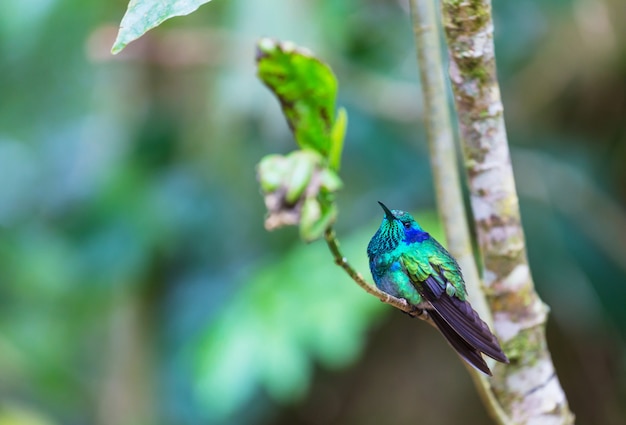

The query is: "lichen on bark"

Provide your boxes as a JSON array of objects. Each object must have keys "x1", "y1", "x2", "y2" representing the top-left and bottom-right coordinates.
[{"x1": 440, "y1": 0, "x2": 575, "y2": 424}]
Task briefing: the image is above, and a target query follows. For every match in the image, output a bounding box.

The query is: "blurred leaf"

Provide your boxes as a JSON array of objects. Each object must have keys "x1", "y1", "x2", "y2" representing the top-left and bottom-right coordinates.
[
  {"x1": 256, "y1": 38, "x2": 339, "y2": 157},
  {"x1": 194, "y1": 225, "x2": 378, "y2": 419},
  {"x1": 193, "y1": 212, "x2": 441, "y2": 420},
  {"x1": 0, "y1": 401, "x2": 56, "y2": 425},
  {"x1": 329, "y1": 107, "x2": 348, "y2": 171},
  {"x1": 111, "y1": 0, "x2": 215, "y2": 54}
]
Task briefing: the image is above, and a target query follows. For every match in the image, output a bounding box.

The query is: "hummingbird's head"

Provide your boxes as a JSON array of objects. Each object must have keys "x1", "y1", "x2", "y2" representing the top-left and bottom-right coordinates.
[{"x1": 367, "y1": 202, "x2": 428, "y2": 256}]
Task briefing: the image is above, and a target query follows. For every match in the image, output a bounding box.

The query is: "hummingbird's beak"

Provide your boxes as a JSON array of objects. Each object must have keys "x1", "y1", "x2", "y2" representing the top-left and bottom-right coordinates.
[{"x1": 378, "y1": 201, "x2": 396, "y2": 221}]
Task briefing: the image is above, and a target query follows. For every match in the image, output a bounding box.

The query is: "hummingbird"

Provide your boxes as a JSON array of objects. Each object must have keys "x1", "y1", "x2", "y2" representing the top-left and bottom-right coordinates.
[{"x1": 367, "y1": 202, "x2": 509, "y2": 375}]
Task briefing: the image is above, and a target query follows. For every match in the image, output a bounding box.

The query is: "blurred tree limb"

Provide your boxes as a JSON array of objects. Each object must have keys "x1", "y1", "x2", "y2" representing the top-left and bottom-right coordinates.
[
  {"x1": 408, "y1": 0, "x2": 509, "y2": 422},
  {"x1": 423, "y1": 0, "x2": 575, "y2": 423}
]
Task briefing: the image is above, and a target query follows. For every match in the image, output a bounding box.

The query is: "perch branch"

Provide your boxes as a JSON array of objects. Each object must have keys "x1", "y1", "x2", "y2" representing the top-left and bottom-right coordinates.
[{"x1": 324, "y1": 227, "x2": 431, "y2": 321}]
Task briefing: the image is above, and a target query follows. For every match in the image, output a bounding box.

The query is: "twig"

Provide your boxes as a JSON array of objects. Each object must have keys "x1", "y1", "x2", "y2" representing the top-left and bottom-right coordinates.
[
  {"x1": 324, "y1": 227, "x2": 432, "y2": 320},
  {"x1": 408, "y1": 0, "x2": 489, "y2": 321}
]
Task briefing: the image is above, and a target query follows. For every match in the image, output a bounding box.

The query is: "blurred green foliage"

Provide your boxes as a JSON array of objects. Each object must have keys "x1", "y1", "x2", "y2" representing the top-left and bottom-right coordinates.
[
  {"x1": 193, "y1": 222, "x2": 440, "y2": 420},
  {"x1": 0, "y1": 0, "x2": 625, "y2": 425}
]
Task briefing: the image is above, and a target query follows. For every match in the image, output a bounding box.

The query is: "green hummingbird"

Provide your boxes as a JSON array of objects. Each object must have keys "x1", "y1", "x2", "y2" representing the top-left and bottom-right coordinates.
[{"x1": 367, "y1": 202, "x2": 508, "y2": 375}]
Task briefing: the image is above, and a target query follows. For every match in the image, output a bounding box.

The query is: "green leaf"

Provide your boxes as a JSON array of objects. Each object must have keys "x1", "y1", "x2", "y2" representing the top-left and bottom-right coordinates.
[
  {"x1": 111, "y1": 0, "x2": 214, "y2": 54},
  {"x1": 256, "y1": 38, "x2": 338, "y2": 157},
  {"x1": 329, "y1": 107, "x2": 347, "y2": 171},
  {"x1": 299, "y1": 198, "x2": 336, "y2": 242},
  {"x1": 285, "y1": 151, "x2": 317, "y2": 204}
]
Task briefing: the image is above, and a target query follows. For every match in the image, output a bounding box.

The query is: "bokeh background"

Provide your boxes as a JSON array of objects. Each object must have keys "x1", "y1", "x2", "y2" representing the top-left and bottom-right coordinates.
[{"x1": 1, "y1": 0, "x2": 625, "y2": 424}]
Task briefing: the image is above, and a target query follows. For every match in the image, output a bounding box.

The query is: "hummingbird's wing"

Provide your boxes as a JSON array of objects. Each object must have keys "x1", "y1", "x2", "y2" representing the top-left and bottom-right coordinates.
[
  {"x1": 400, "y1": 247, "x2": 508, "y2": 374},
  {"x1": 420, "y1": 272, "x2": 509, "y2": 365}
]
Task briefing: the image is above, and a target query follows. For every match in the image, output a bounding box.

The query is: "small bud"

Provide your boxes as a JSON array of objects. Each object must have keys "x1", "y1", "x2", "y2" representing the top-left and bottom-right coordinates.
[
  {"x1": 256, "y1": 149, "x2": 342, "y2": 240},
  {"x1": 258, "y1": 154, "x2": 289, "y2": 192},
  {"x1": 300, "y1": 199, "x2": 337, "y2": 242},
  {"x1": 320, "y1": 169, "x2": 342, "y2": 192},
  {"x1": 285, "y1": 151, "x2": 317, "y2": 204}
]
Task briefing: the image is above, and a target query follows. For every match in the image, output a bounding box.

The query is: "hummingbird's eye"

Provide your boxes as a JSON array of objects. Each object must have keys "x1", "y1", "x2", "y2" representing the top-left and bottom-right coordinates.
[{"x1": 403, "y1": 221, "x2": 411, "y2": 229}]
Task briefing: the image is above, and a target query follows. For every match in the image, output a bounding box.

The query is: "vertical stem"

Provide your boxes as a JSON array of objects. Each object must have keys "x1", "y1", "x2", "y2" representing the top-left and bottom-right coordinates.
[
  {"x1": 440, "y1": 0, "x2": 574, "y2": 424},
  {"x1": 408, "y1": 0, "x2": 486, "y2": 318},
  {"x1": 408, "y1": 1, "x2": 509, "y2": 422}
]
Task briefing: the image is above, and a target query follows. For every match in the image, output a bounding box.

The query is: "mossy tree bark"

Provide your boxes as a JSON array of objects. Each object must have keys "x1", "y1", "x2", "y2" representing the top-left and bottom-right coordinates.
[
  {"x1": 439, "y1": 0, "x2": 574, "y2": 423},
  {"x1": 409, "y1": 1, "x2": 513, "y2": 420}
]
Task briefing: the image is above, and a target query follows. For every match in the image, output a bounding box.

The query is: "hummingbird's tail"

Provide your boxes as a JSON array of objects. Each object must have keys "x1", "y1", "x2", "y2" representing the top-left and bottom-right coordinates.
[
  {"x1": 428, "y1": 308, "x2": 495, "y2": 376},
  {"x1": 421, "y1": 276, "x2": 509, "y2": 376}
]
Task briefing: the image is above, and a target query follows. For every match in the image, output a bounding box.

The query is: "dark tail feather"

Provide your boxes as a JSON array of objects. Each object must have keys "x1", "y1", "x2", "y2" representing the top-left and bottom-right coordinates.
[
  {"x1": 420, "y1": 276, "x2": 509, "y2": 365},
  {"x1": 429, "y1": 309, "x2": 493, "y2": 376},
  {"x1": 429, "y1": 293, "x2": 509, "y2": 364}
]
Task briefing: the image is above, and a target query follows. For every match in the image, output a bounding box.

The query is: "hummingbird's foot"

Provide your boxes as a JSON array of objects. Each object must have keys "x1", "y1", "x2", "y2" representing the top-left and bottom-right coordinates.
[
  {"x1": 414, "y1": 308, "x2": 430, "y2": 321},
  {"x1": 402, "y1": 303, "x2": 424, "y2": 319},
  {"x1": 402, "y1": 304, "x2": 432, "y2": 323}
]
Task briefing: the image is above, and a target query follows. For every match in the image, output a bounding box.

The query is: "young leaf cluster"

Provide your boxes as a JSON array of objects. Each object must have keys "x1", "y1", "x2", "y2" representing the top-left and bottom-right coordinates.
[{"x1": 256, "y1": 38, "x2": 347, "y2": 241}]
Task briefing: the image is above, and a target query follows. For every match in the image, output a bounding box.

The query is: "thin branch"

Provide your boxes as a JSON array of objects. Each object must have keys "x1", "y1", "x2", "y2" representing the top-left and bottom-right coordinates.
[
  {"x1": 324, "y1": 227, "x2": 432, "y2": 320},
  {"x1": 440, "y1": 0, "x2": 574, "y2": 423},
  {"x1": 408, "y1": 0, "x2": 488, "y2": 322}
]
